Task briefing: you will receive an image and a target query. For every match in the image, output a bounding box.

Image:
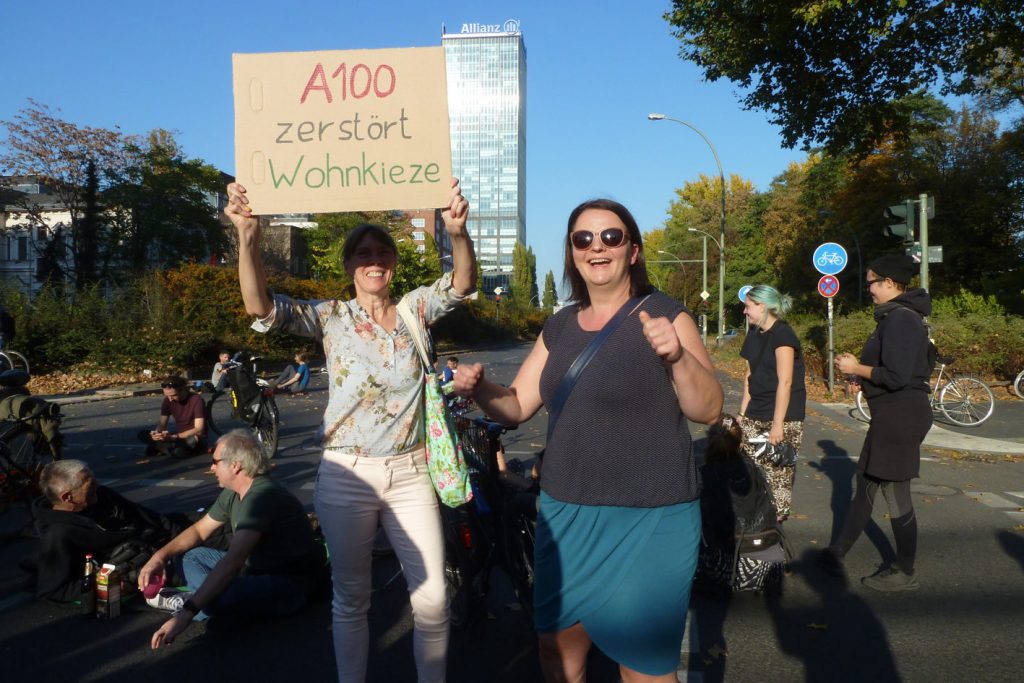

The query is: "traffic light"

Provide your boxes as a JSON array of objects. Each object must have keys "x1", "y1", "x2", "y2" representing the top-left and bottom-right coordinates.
[{"x1": 883, "y1": 200, "x2": 916, "y2": 242}]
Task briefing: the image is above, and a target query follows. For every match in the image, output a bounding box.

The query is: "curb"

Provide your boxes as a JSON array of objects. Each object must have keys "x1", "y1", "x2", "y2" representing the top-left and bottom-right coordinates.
[{"x1": 812, "y1": 399, "x2": 1024, "y2": 456}]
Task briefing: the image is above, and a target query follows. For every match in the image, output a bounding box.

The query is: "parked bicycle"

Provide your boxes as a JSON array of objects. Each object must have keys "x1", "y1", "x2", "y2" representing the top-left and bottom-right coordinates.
[
  {"x1": 1014, "y1": 368, "x2": 1024, "y2": 400},
  {"x1": 0, "y1": 369, "x2": 63, "y2": 512},
  {"x1": 0, "y1": 349, "x2": 30, "y2": 375},
  {"x1": 442, "y1": 416, "x2": 537, "y2": 628},
  {"x1": 856, "y1": 354, "x2": 995, "y2": 426},
  {"x1": 198, "y1": 352, "x2": 279, "y2": 459}
]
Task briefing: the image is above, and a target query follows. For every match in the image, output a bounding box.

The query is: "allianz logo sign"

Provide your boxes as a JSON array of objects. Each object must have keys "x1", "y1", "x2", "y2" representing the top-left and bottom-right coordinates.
[{"x1": 461, "y1": 19, "x2": 520, "y2": 34}]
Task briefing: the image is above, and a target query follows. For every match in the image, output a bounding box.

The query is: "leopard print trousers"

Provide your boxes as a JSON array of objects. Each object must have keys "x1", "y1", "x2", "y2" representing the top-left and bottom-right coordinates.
[{"x1": 739, "y1": 418, "x2": 804, "y2": 519}]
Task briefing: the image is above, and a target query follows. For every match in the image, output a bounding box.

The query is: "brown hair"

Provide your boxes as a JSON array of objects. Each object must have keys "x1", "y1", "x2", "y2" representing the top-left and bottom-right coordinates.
[
  {"x1": 705, "y1": 414, "x2": 743, "y2": 465},
  {"x1": 563, "y1": 199, "x2": 652, "y2": 307},
  {"x1": 342, "y1": 224, "x2": 397, "y2": 263}
]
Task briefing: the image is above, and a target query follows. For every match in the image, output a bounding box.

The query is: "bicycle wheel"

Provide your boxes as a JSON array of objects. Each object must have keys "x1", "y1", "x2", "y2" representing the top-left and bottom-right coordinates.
[
  {"x1": 855, "y1": 391, "x2": 871, "y2": 422},
  {"x1": 252, "y1": 395, "x2": 279, "y2": 459},
  {"x1": 502, "y1": 495, "x2": 536, "y2": 618},
  {"x1": 205, "y1": 390, "x2": 252, "y2": 438},
  {"x1": 1014, "y1": 370, "x2": 1024, "y2": 400},
  {"x1": 2, "y1": 351, "x2": 29, "y2": 375},
  {"x1": 939, "y1": 376, "x2": 995, "y2": 426}
]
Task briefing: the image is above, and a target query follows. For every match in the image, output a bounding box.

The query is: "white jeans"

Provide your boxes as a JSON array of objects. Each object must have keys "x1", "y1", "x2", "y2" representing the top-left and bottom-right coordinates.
[{"x1": 314, "y1": 448, "x2": 449, "y2": 683}]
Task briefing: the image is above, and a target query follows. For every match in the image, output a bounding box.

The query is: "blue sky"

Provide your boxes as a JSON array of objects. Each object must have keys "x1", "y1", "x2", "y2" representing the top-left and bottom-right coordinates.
[{"x1": 0, "y1": 0, "x2": 806, "y2": 291}]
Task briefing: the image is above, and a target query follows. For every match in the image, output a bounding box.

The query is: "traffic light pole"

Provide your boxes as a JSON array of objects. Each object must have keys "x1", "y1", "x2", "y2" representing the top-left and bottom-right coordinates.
[{"x1": 918, "y1": 192, "x2": 929, "y2": 291}]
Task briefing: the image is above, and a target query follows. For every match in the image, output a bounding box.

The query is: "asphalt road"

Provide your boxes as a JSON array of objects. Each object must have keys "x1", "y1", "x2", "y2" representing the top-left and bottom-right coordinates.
[{"x1": 1, "y1": 342, "x2": 1023, "y2": 682}]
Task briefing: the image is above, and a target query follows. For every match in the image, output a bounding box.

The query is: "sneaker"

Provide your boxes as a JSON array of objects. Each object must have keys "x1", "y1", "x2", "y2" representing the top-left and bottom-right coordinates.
[
  {"x1": 861, "y1": 567, "x2": 919, "y2": 592},
  {"x1": 146, "y1": 588, "x2": 193, "y2": 613},
  {"x1": 816, "y1": 548, "x2": 846, "y2": 577}
]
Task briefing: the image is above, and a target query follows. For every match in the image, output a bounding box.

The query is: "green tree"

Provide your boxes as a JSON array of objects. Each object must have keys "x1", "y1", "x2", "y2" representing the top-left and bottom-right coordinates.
[
  {"x1": 105, "y1": 132, "x2": 227, "y2": 278},
  {"x1": 511, "y1": 241, "x2": 537, "y2": 307},
  {"x1": 663, "y1": 173, "x2": 756, "y2": 324},
  {"x1": 664, "y1": 1, "x2": 1024, "y2": 153},
  {"x1": 542, "y1": 270, "x2": 558, "y2": 310}
]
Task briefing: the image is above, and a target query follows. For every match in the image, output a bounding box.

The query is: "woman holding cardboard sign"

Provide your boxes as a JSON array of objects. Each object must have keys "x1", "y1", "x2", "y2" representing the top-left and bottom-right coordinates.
[{"x1": 226, "y1": 178, "x2": 476, "y2": 683}]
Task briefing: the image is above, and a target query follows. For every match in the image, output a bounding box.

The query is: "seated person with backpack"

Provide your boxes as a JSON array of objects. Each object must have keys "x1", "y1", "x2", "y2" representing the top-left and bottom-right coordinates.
[
  {"x1": 269, "y1": 352, "x2": 310, "y2": 395},
  {"x1": 32, "y1": 460, "x2": 208, "y2": 602},
  {"x1": 137, "y1": 375, "x2": 207, "y2": 459},
  {"x1": 696, "y1": 414, "x2": 787, "y2": 594}
]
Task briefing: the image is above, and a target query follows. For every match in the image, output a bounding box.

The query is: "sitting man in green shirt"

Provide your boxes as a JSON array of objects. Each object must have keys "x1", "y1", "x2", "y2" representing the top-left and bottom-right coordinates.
[{"x1": 139, "y1": 429, "x2": 326, "y2": 648}]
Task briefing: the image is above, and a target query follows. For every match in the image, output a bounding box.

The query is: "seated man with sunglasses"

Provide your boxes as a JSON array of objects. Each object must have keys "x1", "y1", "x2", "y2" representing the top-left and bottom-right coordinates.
[
  {"x1": 137, "y1": 375, "x2": 207, "y2": 459},
  {"x1": 140, "y1": 430, "x2": 327, "y2": 648}
]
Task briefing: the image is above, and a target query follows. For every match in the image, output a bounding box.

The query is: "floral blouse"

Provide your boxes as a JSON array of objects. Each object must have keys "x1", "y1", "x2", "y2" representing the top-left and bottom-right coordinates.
[{"x1": 251, "y1": 272, "x2": 468, "y2": 456}]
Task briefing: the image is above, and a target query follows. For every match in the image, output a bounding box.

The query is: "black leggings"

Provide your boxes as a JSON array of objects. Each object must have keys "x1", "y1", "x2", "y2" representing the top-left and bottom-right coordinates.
[{"x1": 832, "y1": 471, "x2": 917, "y2": 574}]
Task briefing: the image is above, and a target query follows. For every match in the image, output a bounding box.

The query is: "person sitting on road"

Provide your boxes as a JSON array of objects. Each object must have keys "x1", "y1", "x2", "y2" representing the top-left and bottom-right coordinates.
[
  {"x1": 442, "y1": 357, "x2": 459, "y2": 385},
  {"x1": 211, "y1": 350, "x2": 232, "y2": 392},
  {"x1": 32, "y1": 460, "x2": 204, "y2": 602},
  {"x1": 269, "y1": 352, "x2": 311, "y2": 395},
  {"x1": 137, "y1": 375, "x2": 207, "y2": 459},
  {"x1": 140, "y1": 429, "x2": 327, "y2": 648}
]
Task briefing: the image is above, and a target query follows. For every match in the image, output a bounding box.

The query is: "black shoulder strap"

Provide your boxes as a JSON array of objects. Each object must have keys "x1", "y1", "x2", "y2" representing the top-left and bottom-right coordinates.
[{"x1": 547, "y1": 295, "x2": 648, "y2": 439}]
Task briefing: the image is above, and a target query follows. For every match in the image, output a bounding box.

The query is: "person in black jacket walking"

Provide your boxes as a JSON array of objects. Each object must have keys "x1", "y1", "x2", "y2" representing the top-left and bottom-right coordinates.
[{"x1": 819, "y1": 253, "x2": 933, "y2": 592}]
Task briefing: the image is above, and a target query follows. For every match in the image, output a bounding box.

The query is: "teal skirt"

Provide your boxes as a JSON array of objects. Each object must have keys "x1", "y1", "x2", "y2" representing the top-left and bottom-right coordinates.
[{"x1": 534, "y1": 492, "x2": 701, "y2": 676}]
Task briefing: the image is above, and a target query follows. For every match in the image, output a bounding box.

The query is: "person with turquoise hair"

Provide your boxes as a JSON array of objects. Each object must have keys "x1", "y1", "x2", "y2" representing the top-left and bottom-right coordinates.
[{"x1": 737, "y1": 284, "x2": 806, "y2": 521}]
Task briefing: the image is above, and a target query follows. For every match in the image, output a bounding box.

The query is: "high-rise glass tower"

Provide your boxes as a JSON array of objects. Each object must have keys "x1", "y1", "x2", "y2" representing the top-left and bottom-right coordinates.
[{"x1": 442, "y1": 21, "x2": 526, "y2": 292}]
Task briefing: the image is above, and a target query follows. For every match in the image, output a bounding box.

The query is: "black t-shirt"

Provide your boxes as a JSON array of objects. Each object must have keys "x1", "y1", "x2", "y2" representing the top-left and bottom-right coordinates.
[{"x1": 740, "y1": 321, "x2": 806, "y2": 421}]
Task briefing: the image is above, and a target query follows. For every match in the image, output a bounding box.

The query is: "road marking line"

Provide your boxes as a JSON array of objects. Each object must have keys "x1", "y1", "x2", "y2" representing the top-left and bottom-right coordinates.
[
  {"x1": 964, "y1": 492, "x2": 1019, "y2": 509},
  {"x1": 99, "y1": 477, "x2": 207, "y2": 489},
  {"x1": 1007, "y1": 511, "x2": 1024, "y2": 523},
  {"x1": 677, "y1": 605, "x2": 702, "y2": 682}
]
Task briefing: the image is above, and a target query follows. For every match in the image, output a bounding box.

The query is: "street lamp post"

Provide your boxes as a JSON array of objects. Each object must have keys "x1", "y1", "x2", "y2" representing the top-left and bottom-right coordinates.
[
  {"x1": 653, "y1": 249, "x2": 703, "y2": 308},
  {"x1": 648, "y1": 113, "x2": 727, "y2": 341},
  {"x1": 688, "y1": 228, "x2": 723, "y2": 344}
]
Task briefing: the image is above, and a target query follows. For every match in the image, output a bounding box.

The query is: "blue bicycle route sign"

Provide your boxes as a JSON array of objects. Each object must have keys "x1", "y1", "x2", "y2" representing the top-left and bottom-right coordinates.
[{"x1": 813, "y1": 242, "x2": 848, "y2": 275}]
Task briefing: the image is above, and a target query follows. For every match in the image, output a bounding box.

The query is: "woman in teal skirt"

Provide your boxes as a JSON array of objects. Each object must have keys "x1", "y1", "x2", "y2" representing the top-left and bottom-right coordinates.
[{"x1": 455, "y1": 199, "x2": 723, "y2": 681}]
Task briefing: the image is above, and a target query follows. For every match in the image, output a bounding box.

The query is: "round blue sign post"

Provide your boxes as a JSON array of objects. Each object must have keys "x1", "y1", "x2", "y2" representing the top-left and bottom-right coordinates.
[
  {"x1": 813, "y1": 242, "x2": 848, "y2": 276},
  {"x1": 738, "y1": 285, "x2": 753, "y2": 303}
]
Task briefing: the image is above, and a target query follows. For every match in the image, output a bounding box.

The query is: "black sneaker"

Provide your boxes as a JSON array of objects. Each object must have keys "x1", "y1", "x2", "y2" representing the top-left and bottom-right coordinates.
[
  {"x1": 862, "y1": 567, "x2": 919, "y2": 592},
  {"x1": 816, "y1": 548, "x2": 846, "y2": 577}
]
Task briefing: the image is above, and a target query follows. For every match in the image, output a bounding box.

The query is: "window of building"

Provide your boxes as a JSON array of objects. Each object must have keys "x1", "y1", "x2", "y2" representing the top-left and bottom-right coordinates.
[
  {"x1": 36, "y1": 225, "x2": 47, "y2": 241},
  {"x1": 412, "y1": 231, "x2": 425, "y2": 241},
  {"x1": 17, "y1": 236, "x2": 27, "y2": 262},
  {"x1": 411, "y1": 218, "x2": 426, "y2": 228}
]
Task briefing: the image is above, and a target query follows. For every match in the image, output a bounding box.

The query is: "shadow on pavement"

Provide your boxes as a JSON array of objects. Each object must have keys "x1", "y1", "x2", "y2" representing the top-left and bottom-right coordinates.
[
  {"x1": 808, "y1": 440, "x2": 895, "y2": 566},
  {"x1": 766, "y1": 551, "x2": 901, "y2": 682},
  {"x1": 996, "y1": 530, "x2": 1024, "y2": 575}
]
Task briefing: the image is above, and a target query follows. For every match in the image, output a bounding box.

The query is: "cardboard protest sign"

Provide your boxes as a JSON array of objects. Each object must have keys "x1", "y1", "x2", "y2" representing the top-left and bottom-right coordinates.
[{"x1": 233, "y1": 47, "x2": 452, "y2": 215}]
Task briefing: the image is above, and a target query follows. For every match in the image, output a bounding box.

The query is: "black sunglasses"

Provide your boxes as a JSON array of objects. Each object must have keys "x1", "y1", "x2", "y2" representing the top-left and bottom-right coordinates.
[
  {"x1": 865, "y1": 277, "x2": 885, "y2": 287},
  {"x1": 160, "y1": 382, "x2": 180, "y2": 389},
  {"x1": 570, "y1": 228, "x2": 626, "y2": 251}
]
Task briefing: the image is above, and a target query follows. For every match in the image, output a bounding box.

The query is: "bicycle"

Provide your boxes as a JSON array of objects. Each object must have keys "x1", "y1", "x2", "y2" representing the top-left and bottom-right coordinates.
[
  {"x1": 856, "y1": 354, "x2": 995, "y2": 427},
  {"x1": 0, "y1": 372, "x2": 63, "y2": 512},
  {"x1": 442, "y1": 416, "x2": 537, "y2": 628},
  {"x1": 0, "y1": 349, "x2": 30, "y2": 375},
  {"x1": 199, "y1": 352, "x2": 279, "y2": 459},
  {"x1": 1013, "y1": 368, "x2": 1024, "y2": 400}
]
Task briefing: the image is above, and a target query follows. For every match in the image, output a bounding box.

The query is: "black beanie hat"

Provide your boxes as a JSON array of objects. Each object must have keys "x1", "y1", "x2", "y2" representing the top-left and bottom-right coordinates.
[{"x1": 868, "y1": 253, "x2": 917, "y2": 285}]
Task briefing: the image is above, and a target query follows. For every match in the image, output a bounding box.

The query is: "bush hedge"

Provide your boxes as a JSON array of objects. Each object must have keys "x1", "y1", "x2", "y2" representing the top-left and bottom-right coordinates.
[
  {"x1": 792, "y1": 289, "x2": 1024, "y2": 384},
  {"x1": 0, "y1": 264, "x2": 536, "y2": 377}
]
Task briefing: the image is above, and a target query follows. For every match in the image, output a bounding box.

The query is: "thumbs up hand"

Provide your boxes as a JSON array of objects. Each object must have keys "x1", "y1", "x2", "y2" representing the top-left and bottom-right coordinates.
[{"x1": 639, "y1": 310, "x2": 684, "y2": 364}]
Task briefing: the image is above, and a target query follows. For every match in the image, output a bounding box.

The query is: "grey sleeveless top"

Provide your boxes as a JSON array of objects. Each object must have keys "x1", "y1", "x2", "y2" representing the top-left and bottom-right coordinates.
[{"x1": 539, "y1": 291, "x2": 699, "y2": 507}]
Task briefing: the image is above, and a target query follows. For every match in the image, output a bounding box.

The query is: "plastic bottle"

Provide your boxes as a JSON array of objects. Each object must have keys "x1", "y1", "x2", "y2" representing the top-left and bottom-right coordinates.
[{"x1": 81, "y1": 554, "x2": 96, "y2": 617}]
